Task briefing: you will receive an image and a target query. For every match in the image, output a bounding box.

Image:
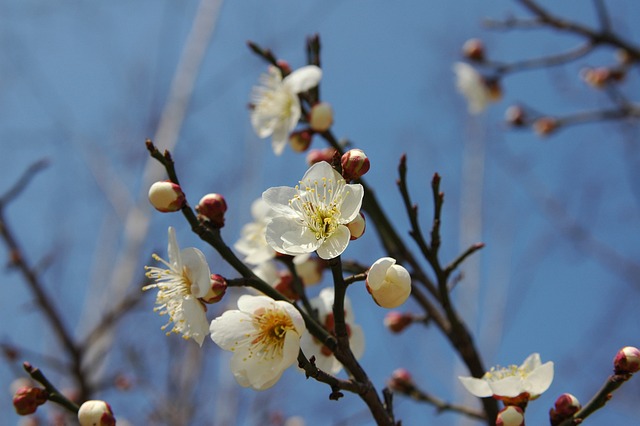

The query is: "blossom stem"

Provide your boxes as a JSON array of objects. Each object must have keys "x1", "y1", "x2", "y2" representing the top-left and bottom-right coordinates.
[
  {"x1": 558, "y1": 373, "x2": 634, "y2": 426},
  {"x1": 23, "y1": 362, "x2": 80, "y2": 414}
]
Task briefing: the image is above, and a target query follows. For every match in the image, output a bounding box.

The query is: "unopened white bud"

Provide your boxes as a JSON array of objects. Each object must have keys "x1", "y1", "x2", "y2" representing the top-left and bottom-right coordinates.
[
  {"x1": 346, "y1": 212, "x2": 366, "y2": 240},
  {"x1": 366, "y1": 257, "x2": 411, "y2": 308},
  {"x1": 78, "y1": 400, "x2": 116, "y2": 426},
  {"x1": 148, "y1": 181, "x2": 185, "y2": 212},
  {"x1": 496, "y1": 406, "x2": 524, "y2": 426},
  {"x1": 309, "y1": 102, "x2": 333, "y2": 132}
]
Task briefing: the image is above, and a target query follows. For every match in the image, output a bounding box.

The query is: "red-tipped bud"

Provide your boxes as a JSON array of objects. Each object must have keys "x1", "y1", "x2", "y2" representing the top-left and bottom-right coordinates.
[
  {"x1": 580, "y1": 67, "x2": 611, "y2": 88},
  {"x1": 613, "y1": 346, "x2": 640, "y2": 374},
  {"x1": 341, "y1": 149, "x2": 370, "y2": 181},
  {"x1": 549, "y1": 393, "x2": 581, "y2": 425},
  {"x1": 196, "y1": 193, "x2": 227, "y2": 228},
  {"x1": 289, "y1": 129, "x2": 314, "y2": 152},
  {"x1": 309, "y1": 102, "x2": 334, "y2": 132},
  {"x1": 383, "y1": 311, "x2": 414, "y2": 333},
  {"x1": 78, "y1": 400, "x2": 116, "y2": 426},
  {"x1": 505, "y1": 105, "x2": 526, "y2": 127},
  {"x1": 306, "y1": 148, "x2": 337, "y2": 166},
  {"x1": 273, "y1": 272, "x2": 299, "y2": 301},
  {"x1": 462, "y1": 38, "x2": 485, "y2": 62},
  {"x1": 496, "y1": 406, "x2": 524, "y2": 426},
  {"x1": 13, "y1": 386, "x2": 48, "y2": 415},
  {"x1": 533, "y1": 117, "x2": 559, "y2": 137},
  {"x1": 276, "y1": 60, "x2": 291, "y2": 76},
  {"x1": 346, "y1": 212, "x2": 366, "y2": 240},
  {"x1": 148, "y1": 181, "x2": 185, "y2": 212},
  {"x1": 201, "y1": 274, "x2": 227, "y2": 304},
  {"x1": 387, "y1": 368, "x2": 415, "y2": 393}
]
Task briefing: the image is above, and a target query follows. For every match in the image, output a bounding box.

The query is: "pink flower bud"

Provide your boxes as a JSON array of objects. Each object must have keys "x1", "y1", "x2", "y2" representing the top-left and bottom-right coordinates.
[
  {"x1": 462, "y1": 38, "x2": 485, "y2": 62},
  {"x1": 387, "y1": 368, "x2": 414, "y2": 393},
  {"x1": 496, "y1": 406, "x2": 524, "y2": 426},
  {"x1": 383, "y1": 311, "x2": 413, "y2": 333},
  {"x1": 306, "y1": 148, "x2": 337, "y2": 166},
  {"x1": 13, "y1": 386, "x2": 48, "y2": 415},
  {"x1": 613, "y1": 346, "x2": 640, "y2": 374},
  {"x1": 273, "y1": 272, "x2": 299, "y2": 301},
  {"x1": 196, "y1": 193, "x2": 227, "y2": 228},
  {"x1": 533, "y1": 117, "x2": 558, "y2": 137},
  {"x1": 276, "y1": 60, "x2": 291, "y2": 76},
  {"x1": 505, "y1": 105, "x2": 526, "y2": 127},
  {"x1": 148, "y1": 181, "x2": 185, "y2": 212},
  {"x1": 77, "y1": 400, "x2": 116, "y2": 426},
  {"x1": 346, "y1": 212, "x2": 366, "y2": 240},
  {"x1": 308, "y1": 102, "x2": 333, "y2": 132},
  {"x1": 201, "y1": 274, "x2": 227, "y2": 304},
  {"x1": 549, "y1": 393, "x2": 581, "y2": 425},
  {"x1": 289, "y1": 129, "x2": 314, "y2": 152},
  {"x1": 580, "y1": 67, "x2": 611, "y2": 88},
  {"x1": 341, "y1": 149, "x2": 370, "y2": 181}
]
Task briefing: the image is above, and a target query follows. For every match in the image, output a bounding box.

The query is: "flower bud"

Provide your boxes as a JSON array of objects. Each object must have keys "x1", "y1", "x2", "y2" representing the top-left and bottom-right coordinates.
[
  {"x1": 276, "y1": 59, "x2": 291, "y2": 76},
  {"x1": 462, "y1": 38, "x2": 485, "y2": 62},
  {"x1": 505, "y1": 105, "x2": 526, "y2": 127},
  {"x1": 387, "y1": 368, "x2": 414, "y2": 393},
  {"x1": 13, "y1": 386, "x2": 48, "y2": 415},
  {"x1": 496, "y1": 406, "x2": 524, "y2": 426},
  {"x1": 148, "y1": 181, "x2": 185, "y2": 212},
  {"x1": 549, "y1": 393, "x2": 581, "y2": 425},
  {"x1": 273, "y1": 272, "x2": 299, "y2": 301},
  {"x1": 366, "y1": 257, "x2": 411, "y2": 309},
  {"x1": 383, "y1": 311, "x2": 413, "y2": 333},
  {"x1": 580, "y1": 67, "x2": 611, "y2": 88},
  {"x1": 289, "y1": 129, "x2": 314, "y2": 152},
  {"x1": 196, "y1": 193, "x2": 227, "y2": 228},
  {"x1": 308, "y1": 102, "x2": 333, "y2": 132},
  {"x1": 613, "y1": 346, "x2": 640, "y2": 374},
  {"x1": 306, "y1": 147, "x2": 337, "y2": 166},
  {"x1": 201, "y1": 274, "x2": 227, "y2": 304},
  {"x1": 341, "y1": 149, "x2": 370, "y2": 181},
  {"x1": 293, "y1": 255, "x2": 323, "y2": 286},
  {"x1": 533, "y1": 117, "x2": 558, "y2": 137},
  {"x1": 346, "y1": 212, "x2": 366, "y2": 240},
  {"x1": 78, "y1": 400, "x2": 116, "y2": 426}
]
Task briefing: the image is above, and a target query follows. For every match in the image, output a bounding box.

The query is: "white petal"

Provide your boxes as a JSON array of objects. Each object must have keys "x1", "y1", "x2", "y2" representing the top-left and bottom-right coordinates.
[
  {"x1": 316, "y1": 225, "x2": 351, "y2": 259},
  {"x1": 266, "y1": 217, "x2": 320, "y2": 255},
  {"x1": 348, "y1": 323, "x2": 365, "y2": 360},
  {"x1": 367, "y1": 257, "x2": 396, "y2": 290},
  {"x1": 180, "y1": 298, "x2": 209, "y2": 346},
  {"x1": 262, "y1": 186, "x2": 299, "y2": 216},
  {"x1": 251, "y1": 198, "x2": 273, "y2": 220},
  {"x1": 458, "y1": 376, "x2": 492, "y2": 397},
  {"x1": 301, "y1": 161, "x2": 337, "y2": 183},
  {"x1": 167, "y1": 226, "x2": 181, "y2": 268},
  {"x1": 209, "y1": 310, "x2": 254, "y2": 351},
  {"x1": 488, "y1": 376, "x2": 523, "y2": 398},
  {"x1": 339, "y1": 184, "x2": 365, "y2": 223},
  {"x1": 250, "y1": 110, "x2": 276, "y2": 138},
  {"x1": 277, "y1": 300, "x2": 306, "y2": 334},
  {"x1": 525, "y1": 361, "x2": 554, "y2": 396},
  {"x1": 271, "y1": 124, "x2": 290, "y2": 156},
  {"x1": 237, "y1": 294, "x2": 274, "y2": 314},
  {"x1": 520, "y1": 353, "x2": 542, "y2": 371},
  {"x1": 283, "y1": 65, "x2": 322, "y2": 94},
  {"x1": 180, "y1": 247, "x2": 211, "y2": 297}
]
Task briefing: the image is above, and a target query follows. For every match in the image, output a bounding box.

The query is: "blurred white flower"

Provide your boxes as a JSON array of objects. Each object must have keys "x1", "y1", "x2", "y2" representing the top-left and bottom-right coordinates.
[
  {"x1": 251, "y1": 65, "x2": 322, "y2": 155},
  {"x1": 210, "y1": 295, "x2": 305, "y2": 390},
  {"x1": 458, "y1": 353, "x2": 554, "y2": 400},
  {"x1": 263, "y1": 161, "x2": 364, "y2": 260},
  {"x1": 366, "y1": 257, "x2": 411, "y2": 308},
  {"x1": 143, "y1": 227, "x2": 211, "y2": 346},
  {"x1": 453, "y1": 62, "x2": 500, "y2": 114},
  {"x1": 234, "y1": 198, "x2": 276, "y2": 265},
  {"x1": 300, "y1": 288, "x2": 365, "y2": 374}
]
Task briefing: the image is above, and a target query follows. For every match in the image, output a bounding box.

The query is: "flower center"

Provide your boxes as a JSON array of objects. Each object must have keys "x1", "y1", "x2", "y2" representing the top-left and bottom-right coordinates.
[
  {"x1": 483, "y1": 364, "x2": 528, "y2": 382},
  {"x1": 290, "y1": 176, "x2": 345, "y2": 241},
  {"x1": 143, "y1": 254, "x2": 193, "y2": 299},
  {"x1": 251, "y1": 308, "x2": 296, "y2": 359}
]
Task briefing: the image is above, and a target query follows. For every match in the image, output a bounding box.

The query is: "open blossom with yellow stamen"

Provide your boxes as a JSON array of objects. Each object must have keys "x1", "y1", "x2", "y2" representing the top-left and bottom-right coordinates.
[
  {"x1": 143, "y1": 227, "x2": 211, "y2": 346},
  {"x1": 209, "y1": 295, "x2": 305, "y2": 390},
  {"x1": 262, "y1": 161, "x2": 364, "y2": 260},
  {"x1": 458, "y1": 353, "x2": 554, "y2": 402}
]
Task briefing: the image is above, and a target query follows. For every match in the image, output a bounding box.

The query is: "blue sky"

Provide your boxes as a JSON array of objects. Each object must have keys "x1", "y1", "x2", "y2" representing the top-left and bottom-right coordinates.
[{"x1": 1, "y1": 0, "x2": 639, "y2": 424}]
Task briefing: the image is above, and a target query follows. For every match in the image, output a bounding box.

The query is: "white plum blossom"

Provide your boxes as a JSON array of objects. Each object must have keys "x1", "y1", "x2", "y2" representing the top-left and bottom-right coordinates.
[
  {"x1": 300, "y1": 288, "x2": 365, "y2": 374},
  {"x1": 251, "y1": 65, "x2": 322, "y2": 155},
  {"x1": 143, "y1": 227, "x2": 211, "y2": 346},
  {"x1": 453, "y1": 62, "x2": 499, "y2": 114},
  {"x1": 366, "y1": 257, "x2": 411, "y2": 308},
  {"x1": 458, "y1": 353, "x2": 554, "y2": 400},
  {"x1": 262, "y1": 161, "x2": 364, "y2": 260},
  {"x1": 210, "y1": 295, "x2": 305, "y2": 390},
  {"x1": 234, "y1": 198, "x2": 276, "y2": 265}
]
